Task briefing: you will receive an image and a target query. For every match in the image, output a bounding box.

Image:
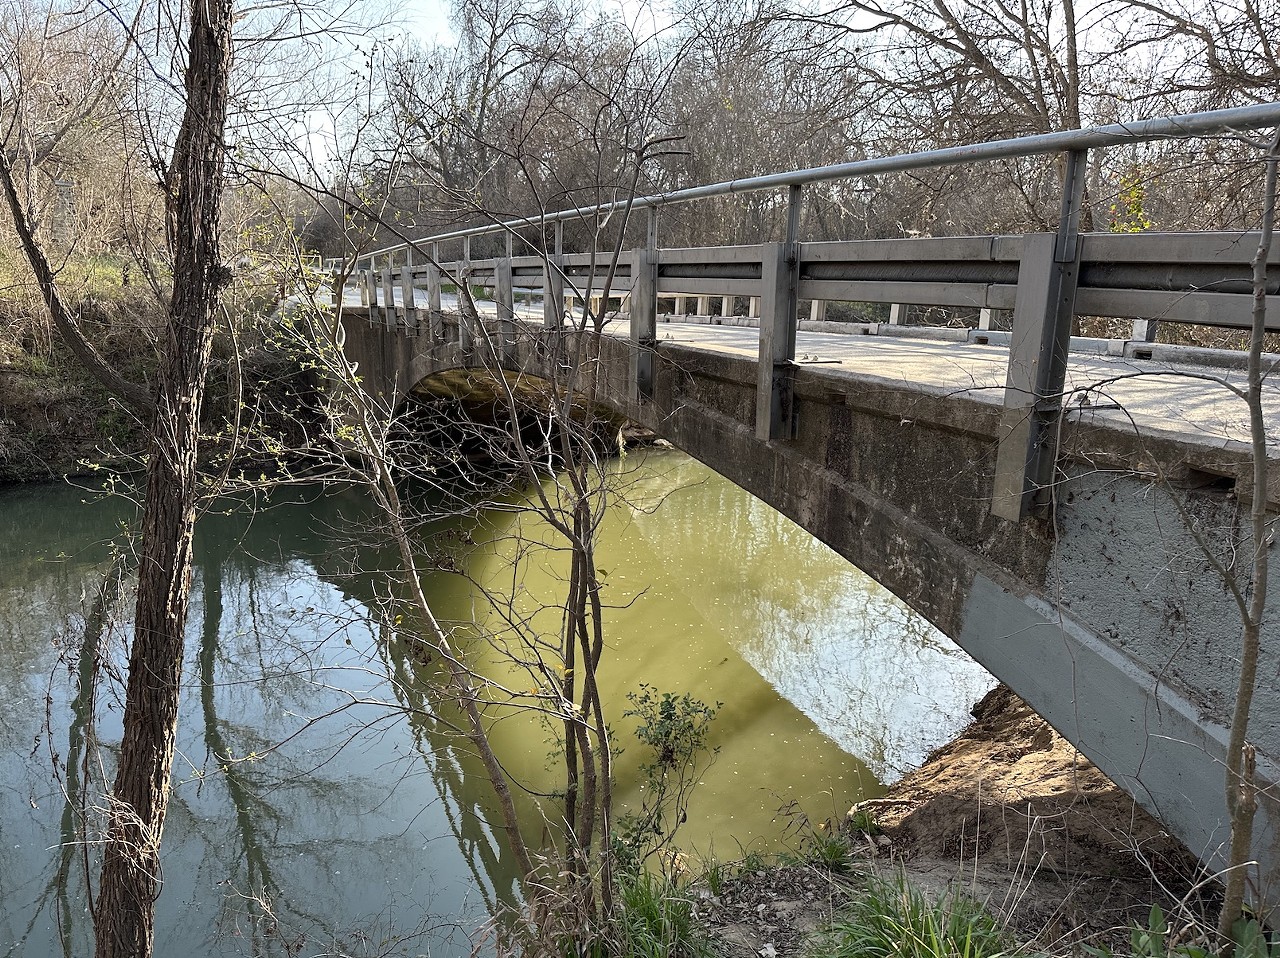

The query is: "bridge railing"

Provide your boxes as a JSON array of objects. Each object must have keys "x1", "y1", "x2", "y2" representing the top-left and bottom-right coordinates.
[{"x1": 331, "y1": 102, "x2": 1280, "y2": 522}]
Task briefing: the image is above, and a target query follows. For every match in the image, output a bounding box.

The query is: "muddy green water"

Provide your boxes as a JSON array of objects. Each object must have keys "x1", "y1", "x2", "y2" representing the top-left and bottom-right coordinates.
[{"x1": 0, "y1": 450, "x2": 993, "y2": 956}]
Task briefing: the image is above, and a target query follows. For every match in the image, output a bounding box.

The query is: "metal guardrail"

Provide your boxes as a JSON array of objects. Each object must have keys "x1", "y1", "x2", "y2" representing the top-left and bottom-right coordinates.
[
  {"x1": 351, "y1": 102, "x2": 1280, "y2": 266},
  {"x1": 332, "y1": 103, "x2": 1280, "y2": 523}
]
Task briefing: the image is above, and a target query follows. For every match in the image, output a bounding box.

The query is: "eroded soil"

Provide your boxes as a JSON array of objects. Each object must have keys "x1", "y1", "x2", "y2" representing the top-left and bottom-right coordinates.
[{"x1": 699, "y1": 685, "x2": 1213, "y2": 957}]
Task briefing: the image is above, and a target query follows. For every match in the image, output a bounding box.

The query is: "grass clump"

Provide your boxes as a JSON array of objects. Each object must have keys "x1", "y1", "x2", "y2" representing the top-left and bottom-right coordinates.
[
  {"x1": 610, "y1": 869, "x2": 713, "y2": 958},
  {"x1": 815, "y1": 875, "x2": 1011, "y2": 958}
]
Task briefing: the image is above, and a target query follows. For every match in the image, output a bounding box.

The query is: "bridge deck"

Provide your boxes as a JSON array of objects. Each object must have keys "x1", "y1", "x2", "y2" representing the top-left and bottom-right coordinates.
[
  {"x1": 620, "y1": 318, "x2": 1270, "y2": 452},
  {"x1": 336, "y1": 283, "x2": 1273, "y2": 451}
]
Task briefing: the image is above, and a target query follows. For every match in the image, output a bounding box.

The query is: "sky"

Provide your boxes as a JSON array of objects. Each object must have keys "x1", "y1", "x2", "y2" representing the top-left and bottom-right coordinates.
[
  {"x1": 294, "y1": 0, "x2": 673, "y2": 177},
  {"x1": 401, "y1": 0, "x2": 672, "y2": 46}
]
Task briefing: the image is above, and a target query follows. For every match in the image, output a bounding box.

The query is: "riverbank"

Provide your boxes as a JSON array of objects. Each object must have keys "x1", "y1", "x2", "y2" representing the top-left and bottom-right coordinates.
[
  {"x1": 0, "y1": 330, "x2": 318, "y2": 483},
  {"x1": 699, "y1": 685, "x2": 1209, "y2": 957}
]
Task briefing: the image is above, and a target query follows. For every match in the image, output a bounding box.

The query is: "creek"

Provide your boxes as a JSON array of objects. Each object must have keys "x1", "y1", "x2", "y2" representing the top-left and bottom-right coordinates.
[{"x1": 0, "y1": 449, "x2": 994, "y2": 957}]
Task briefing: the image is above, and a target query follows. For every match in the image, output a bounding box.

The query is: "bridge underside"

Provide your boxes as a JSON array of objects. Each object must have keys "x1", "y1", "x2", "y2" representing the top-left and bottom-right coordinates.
[{"x1": 342, "y1": 314, "x2": 1280, "y2": 904}]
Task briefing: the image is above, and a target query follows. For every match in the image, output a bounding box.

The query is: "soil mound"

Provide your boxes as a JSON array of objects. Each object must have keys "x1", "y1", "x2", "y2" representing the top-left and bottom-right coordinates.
[{"x1": 701, "y1": 686, "x2": 1213, "y2": 956}]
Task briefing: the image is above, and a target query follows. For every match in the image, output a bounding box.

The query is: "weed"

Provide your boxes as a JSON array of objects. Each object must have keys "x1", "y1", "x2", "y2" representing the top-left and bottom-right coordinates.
[
  {"x1": 804, "y1": 823, "x2": 857, "y2": 874},
  {"x1": 1232, "y1": 918, "x2": 1280, "y2": 958},
  {"x1": 1084, "y1": 905, "x2": 1280, "y2": 958},
  {"x1": 613, "y1": 869, "x2": 713, "y2": 958},
  {"x1": 848, "y1": 808, "x2": 883, "y2": 836},
  {"x1": 814, "y1": 874, "x2": 1011, "y2": 958}
]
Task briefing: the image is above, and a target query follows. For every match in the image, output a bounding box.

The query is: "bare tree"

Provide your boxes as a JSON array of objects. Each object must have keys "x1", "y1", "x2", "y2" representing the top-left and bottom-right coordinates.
[{"x1": 88, "y1": 0, "x2": 233, "y2": 952}]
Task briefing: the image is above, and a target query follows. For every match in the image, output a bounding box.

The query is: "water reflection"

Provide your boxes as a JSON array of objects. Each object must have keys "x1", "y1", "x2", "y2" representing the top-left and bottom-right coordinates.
[
  {"x1": 0, "y1": 453, "x2": 993, "y2": 957},
  {"x1": 0, "y1": 488, "x2": 493, "y2": 957},
  {"x1": 617, "y1": 454, "x2": 996, "y2": 781}
]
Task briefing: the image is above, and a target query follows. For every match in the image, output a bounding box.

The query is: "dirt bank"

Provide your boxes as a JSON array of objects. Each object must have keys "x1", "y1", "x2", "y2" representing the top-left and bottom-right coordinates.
[
  {"x1": 700, "y1": 685, "x2": 1210, "y2": 957},
  {"x1": 0, "y1": 335, "x2": 316, "y2": 484}
]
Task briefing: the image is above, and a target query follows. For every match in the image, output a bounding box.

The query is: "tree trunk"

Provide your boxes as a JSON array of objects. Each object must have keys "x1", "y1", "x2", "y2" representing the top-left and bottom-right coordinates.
[{"x1": 92, "y1": 0, "x2": 232, "y2": 954}]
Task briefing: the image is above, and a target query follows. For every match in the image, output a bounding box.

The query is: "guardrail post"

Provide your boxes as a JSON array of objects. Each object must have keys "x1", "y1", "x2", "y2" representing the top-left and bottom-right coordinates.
[
  {"x1": 544, "y1": 222, "x2": 564, "y2": 330},
  {"x1": 427, "y1": 242, "x2": 443, "y2": 346},
  {"x1": 380, "y1": 262, "x2": 395, "y2": 330},
  {"x1": 496, "y1": 256, "x2": 516, "y2": 366},
  {"x1": 362, "y1": 268, "x2": 377, "y2": 325},
  {"x1": 400, "y1": 247, "x2": 417, "y2": 336},
  {"x1": 459, "y1": 237, "x2": 474, "y2": 353},
  {"x1": 757, "y1": 241, "x2": 799, "y2": 440},
  {"x1": 756, "y1": 184, "x2": 802, "y2": 441},
  {"x1": 631, "y1": 210, "x2": 659, "y2": 402},
  {"x1": 992, "y1": 149, "x2": 1086, "y2": 521},
  {"x1": 809, "y1": 299, "x2": 827, "y2": 323},
  {"x1": 889, "y1": 303, "x2": 906, "y2": 325}
]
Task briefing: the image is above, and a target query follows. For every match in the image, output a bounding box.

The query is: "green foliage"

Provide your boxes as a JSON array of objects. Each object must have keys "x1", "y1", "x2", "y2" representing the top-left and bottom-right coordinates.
[
  {"x1": 1108, "y1": 173, "x2": 1155, "y2": 233},
  {"x1": 848, "y1": 808, "x2": 883, "y2": 837},
  {"x1": 628, "y1": 686, "x2": 718, "y2": 781},
  {"x1": 698, "y1": 856, "x2": 731, "y2": 896},
  {"x1": 805, "y1": 822, "x2": 857, "y2": 874},
  {"x1": 1084, "y1": 906, "x2": 1280, "y2": 958},
  {"x1": 615, "y1": 685, "x2": 720, "y2": 873},
  {"x1": 611, "y1": 869, "x2": 713, "y2": 958},
  {"x1": 557, "y1": 870, "x2": 711, "y2": 958},
  {"x1": 814, "y1": 875, "x2": 1011, "y2": 958},
  {"x1": 1230, "y1": 918, "x2": 1280, "y2": 958}
]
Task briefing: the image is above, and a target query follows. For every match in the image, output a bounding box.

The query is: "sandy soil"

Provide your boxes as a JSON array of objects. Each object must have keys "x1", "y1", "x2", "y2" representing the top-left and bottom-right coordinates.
[{"x1": 698, "y1": 685, "x2": 1214, "y2": 957}]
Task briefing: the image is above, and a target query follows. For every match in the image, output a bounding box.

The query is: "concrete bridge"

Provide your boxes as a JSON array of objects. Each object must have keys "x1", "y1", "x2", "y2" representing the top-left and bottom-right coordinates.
[{"x1": 333, "y1": 104, "x2": 1280, "y2": 905}]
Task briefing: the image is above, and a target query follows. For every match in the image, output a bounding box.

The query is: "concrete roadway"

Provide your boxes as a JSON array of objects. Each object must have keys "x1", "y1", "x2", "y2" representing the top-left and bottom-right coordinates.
[{"x1": 610, "y1": 316, "x2": 1276, "y2": 455}]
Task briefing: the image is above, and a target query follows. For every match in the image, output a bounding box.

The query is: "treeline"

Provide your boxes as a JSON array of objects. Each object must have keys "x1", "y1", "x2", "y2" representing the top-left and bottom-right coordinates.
[
  {"x1": 3, "y1": 0, "x2": 1276, "y2": 298},
  {"x1": 333, "y1": 0, "x2": 1279, "y2": 257}
]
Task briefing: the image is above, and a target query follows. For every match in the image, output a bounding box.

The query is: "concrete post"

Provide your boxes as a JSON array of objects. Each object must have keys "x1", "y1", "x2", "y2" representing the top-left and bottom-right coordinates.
[
  {"x1": 459, "y1": 237, "x2": 473, "y2": 353},
  {"x1": 381, "y1": 264, "x2": 395, "y2": 330},
  {"x1": 756, "y1": 241, "x2": 798, "y2": 441},
  {"x1": 544, "y1": 223, "x2": 564, "y2": 329},
  {"x1": 992, "y1": 150, "x2": 1087, "y2": 521},
  {"x1": 889, "y1": 303, "x2": 906, "y2": 325},
  {"x1": 496, "y1": 257, "x2": 516, "y2": 366},
  {"x1": 363, "y1": 269, "x2": 378, "y2": 326},
  {"x1": 697, "y1": 295, "x2": 711, "y2": 316},
  {"x1": 810, "y1": 299, "x2": 827, "y2": 323},
  {"x1": 978, "y1": 307, "x2": 1010, "y2": 332},
  {"x1": 1131, "y1": 318, "x2": 1158, "y2": 342},
  {"x1": 748, "y1": 297, "x2": 759, "y2": 318},
  {"x1": 400, "y1": 247, "x2": 417, "y2": 337},
  {"x1": 631, "y1": 246, "x2": 658, "y2": 401},
  {"x1": 427, "y1": 242, "x2": 443, "y2": 347},
  {"x1": 675, "y1": 295, "x2": 687, "y2": 315}
]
